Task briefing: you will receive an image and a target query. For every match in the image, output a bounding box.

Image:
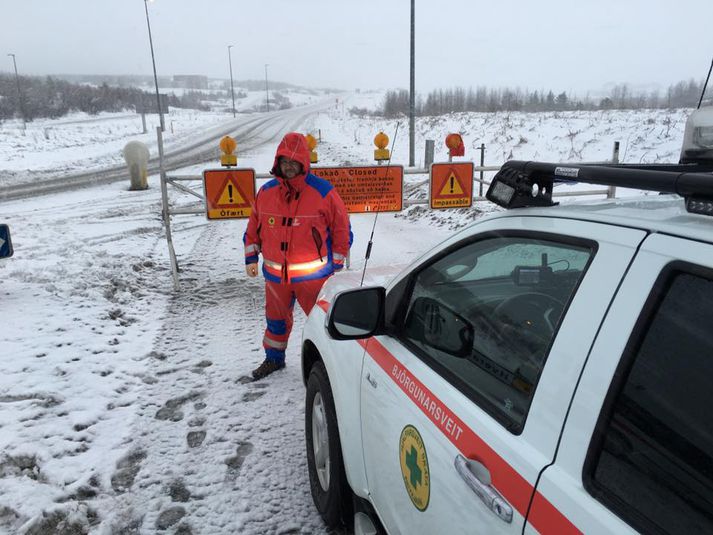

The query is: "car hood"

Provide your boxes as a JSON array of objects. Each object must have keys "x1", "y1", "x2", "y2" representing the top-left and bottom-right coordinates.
[{"x1": 317, "y1": 264, "x2": 408, "y2": 307}]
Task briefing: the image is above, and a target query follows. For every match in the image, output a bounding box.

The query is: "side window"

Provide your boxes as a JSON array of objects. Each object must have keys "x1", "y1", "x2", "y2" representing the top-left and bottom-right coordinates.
[
  {"x1": 400, "y1": 235, "x2": 593, "y2": 432},
  {"x1": 587, "y1": 270, "x2": 713, "y2": 534}
]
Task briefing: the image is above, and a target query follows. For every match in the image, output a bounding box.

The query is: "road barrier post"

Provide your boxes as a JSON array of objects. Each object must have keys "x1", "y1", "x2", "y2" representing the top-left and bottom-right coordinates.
[
  {"x1": 425, "y1": 140, "x2": 434, "y2": 167},
  {"x1": 157, "y1": 127, "x2": 180, "y2": 290}
]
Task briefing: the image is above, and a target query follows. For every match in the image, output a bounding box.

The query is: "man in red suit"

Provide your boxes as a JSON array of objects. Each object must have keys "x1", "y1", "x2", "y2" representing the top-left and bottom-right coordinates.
[{"x1": 244, "y1": 132, "x2": 351, "y2": 380}]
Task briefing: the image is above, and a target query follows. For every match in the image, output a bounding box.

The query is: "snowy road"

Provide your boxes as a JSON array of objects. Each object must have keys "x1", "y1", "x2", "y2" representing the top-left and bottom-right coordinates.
[
  {"x1": 0, "y1": 174, "x2": 450, "y2": 534},
  {"x1": 0, "y1": 101, "x2": 332, "y2": 202}
]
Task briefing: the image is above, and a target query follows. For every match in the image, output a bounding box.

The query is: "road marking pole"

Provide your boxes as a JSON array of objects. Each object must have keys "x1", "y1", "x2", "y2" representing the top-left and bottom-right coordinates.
[{"x1": 157, "y1": 126, "x2": 180, "y2": 290}]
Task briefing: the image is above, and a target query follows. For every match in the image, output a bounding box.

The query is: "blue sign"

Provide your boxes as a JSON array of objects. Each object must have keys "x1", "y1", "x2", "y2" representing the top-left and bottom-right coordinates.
[{"x1": 0, "y1": 224, "x2": 13, "y2": 258}]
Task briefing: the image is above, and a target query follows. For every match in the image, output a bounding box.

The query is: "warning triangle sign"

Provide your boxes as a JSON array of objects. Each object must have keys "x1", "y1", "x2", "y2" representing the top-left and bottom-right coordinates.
[
  {"x1": 438, "y1": 170, "x2": 466, "y2": 198},
  {"x1": 214, "y1": 175, "x2": 250, "y2": 208}
]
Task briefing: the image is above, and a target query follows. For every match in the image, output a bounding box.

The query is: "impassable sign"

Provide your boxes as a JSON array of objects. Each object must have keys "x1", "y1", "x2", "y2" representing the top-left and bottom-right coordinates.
[
  {"x1": 0, "y1": 224, "x2": 13, "y2": 258},
  {"x1": 429, "y1": 162, "x2": 474, "y2": 209},
  {"x1": 312, "y1": 165, "x2": 403, "y2": 213},
  {"x1": 203, "y1": 169, "x2": 256, "y2": 220}
]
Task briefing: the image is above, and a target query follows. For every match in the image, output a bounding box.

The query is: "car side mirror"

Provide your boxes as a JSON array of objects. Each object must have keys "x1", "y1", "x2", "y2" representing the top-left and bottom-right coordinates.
[
  {"x1": 0, "y1": 224, "x2": 13, "y2": 259},
  {"x1": 327, "y1": 286, "x2": 385, "y2": 340}
]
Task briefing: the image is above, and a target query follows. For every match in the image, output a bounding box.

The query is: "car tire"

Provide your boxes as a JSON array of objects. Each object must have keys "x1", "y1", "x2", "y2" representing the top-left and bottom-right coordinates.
[{"x1": 305, "y1": 361, "x2": 351, "y2": 528}]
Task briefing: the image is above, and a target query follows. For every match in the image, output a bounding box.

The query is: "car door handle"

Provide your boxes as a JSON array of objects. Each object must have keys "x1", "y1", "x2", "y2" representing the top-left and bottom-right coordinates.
[{"x1": 454, "y1": 454, "x2": 513, "y2": 523}]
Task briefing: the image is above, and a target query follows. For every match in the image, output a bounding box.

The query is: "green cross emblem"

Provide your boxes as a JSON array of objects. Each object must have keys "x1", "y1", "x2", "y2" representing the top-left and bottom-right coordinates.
[{"x1": 405, "y1": 445, "x2": 422, "y2": 488}]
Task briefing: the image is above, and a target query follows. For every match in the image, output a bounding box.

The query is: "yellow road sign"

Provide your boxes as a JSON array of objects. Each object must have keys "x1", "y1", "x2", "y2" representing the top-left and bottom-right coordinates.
[
  {"x1": 203, "y1": 169, "x2": 256, "y2": 220},
  {"x1": 429, "y1": 162, "x2": 474, "y2": 209}
]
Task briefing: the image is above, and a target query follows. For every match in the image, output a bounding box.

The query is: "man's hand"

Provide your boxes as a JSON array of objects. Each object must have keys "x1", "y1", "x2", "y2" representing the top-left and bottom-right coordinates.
[{"x1": 246, "y1": 263, "x2": 259, "y2": 277}]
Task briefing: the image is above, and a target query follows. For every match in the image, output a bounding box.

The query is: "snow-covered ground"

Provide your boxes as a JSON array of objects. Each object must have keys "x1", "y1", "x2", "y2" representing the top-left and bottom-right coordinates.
[{"x1": 0, "y1": 91, "x2": 691, "y2": 533}]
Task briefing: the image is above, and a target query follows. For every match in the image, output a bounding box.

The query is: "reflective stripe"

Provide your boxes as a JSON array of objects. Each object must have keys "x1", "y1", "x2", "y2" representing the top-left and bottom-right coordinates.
[
  {"x1": 333, "y1": 252, "x2": 346, "y2": 262},
  {"x1": 263, "y1": 257, "x2": 328, "y2": 272},
  {"x1": 359, "y1": 337, "x2": 582, "y2": 534},
  {"x1": 245, "y1": 243, "x2": 260, "y2": 254},
  {"x1": 290, "y1": 258, "x2": 327, "y2": 271},
  {"x1": 263, "y1": 335, "x2": 288, "y2": 350},
  {"x1": 263, "y1": 259, "x2": 282, "y2": 270}
]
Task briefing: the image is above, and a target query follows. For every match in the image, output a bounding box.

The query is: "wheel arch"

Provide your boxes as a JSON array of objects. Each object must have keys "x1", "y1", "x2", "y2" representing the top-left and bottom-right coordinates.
[
  {"x1": 301, "y1": 339, "x2": 321, "y2": 387},
  {"x1": 301, "y1": 337, "x2": 371, "y2": 501}
]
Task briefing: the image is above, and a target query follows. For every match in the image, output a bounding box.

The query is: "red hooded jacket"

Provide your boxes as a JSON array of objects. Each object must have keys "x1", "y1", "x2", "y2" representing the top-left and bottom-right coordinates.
[{"x1": 243, "y1": 133, "x2": 351, "y2": 283}]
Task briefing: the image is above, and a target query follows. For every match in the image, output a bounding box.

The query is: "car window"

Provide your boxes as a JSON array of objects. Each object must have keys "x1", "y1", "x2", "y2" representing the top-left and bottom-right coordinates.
[
  {"x1": 586, "y1": 269, "x2": 713, "y2": 534},
  {"x1": 400, "y1": 235, "x2": 593, "y2": 432}
]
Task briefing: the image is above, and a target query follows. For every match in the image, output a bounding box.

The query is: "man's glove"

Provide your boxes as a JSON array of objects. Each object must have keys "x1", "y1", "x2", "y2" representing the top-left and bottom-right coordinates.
[{"x1": 246, "y1": 263, "x2": 259, "y2": 277}]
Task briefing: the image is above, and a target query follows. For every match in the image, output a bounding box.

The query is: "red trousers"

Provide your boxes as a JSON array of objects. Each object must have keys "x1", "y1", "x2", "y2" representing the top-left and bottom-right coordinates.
[{"x1": 262, "y1": 278, "x2": 326, "y2": 363}]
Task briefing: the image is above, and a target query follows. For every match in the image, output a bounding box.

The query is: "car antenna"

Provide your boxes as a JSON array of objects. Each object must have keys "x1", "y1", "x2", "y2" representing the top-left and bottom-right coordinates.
[
  {"x1": 697, "y1": 56, "x2": 713, "y2": 109},
  {"x1": 360, "y1": 122, "x2": 401, "y2": 287}
]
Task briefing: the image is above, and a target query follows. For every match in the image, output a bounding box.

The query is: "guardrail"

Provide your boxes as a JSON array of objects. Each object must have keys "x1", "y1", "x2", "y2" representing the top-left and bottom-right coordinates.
[
  {"x1": 163, "y1": 163, "x2": 614, "y2": 215},
  {"x1": 158, "y1": 139, "x2": 620, "y2": 289}
]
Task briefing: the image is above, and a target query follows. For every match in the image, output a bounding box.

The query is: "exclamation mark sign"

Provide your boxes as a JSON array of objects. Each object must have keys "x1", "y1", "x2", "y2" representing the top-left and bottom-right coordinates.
[
  {"x1": 449, "y1": 176, "x2": 454, "y2": 193},
  {"x1": 228, "y1": 184, "x2": 234, "y2": 203}
]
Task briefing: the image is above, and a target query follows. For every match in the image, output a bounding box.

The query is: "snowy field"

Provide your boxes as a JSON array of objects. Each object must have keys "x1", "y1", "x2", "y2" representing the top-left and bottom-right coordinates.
[{"x1": 0, "y1": 91, "x2": 691, "y2": 533}]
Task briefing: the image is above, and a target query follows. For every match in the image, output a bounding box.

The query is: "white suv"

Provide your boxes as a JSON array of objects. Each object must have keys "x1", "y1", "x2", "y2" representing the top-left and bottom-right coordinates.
[{"x1": 301, "y1": 157, "x2": 713, "y2": 534}]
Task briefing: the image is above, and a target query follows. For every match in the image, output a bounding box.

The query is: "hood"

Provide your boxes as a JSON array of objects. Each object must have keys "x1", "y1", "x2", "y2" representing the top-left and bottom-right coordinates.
[
  {"x1": 270, "y1": 132, "x2": 311, "y2": 180},
  {"x1": 317, "y1": 262, "x2": 410, "y2": 305}
]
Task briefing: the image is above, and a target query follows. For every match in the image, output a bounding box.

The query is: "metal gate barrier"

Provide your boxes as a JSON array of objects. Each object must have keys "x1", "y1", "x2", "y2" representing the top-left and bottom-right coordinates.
[{"x1": 157, "y1": 130, "x2": 620, "y2": 289}]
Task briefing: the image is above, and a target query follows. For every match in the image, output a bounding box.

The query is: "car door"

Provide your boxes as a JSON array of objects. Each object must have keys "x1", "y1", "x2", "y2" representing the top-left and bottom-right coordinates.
[
  {"x1": 360, "y1": 216, "x2": 647, "y2": 534},
  {"x1": 529, "y1": 234, "x2": 713, "y2": 534}
]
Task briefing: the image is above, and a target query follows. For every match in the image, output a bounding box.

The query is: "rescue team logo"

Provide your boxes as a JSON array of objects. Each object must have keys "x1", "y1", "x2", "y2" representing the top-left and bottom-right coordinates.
[
  {"x1": 399, "y1": 425, "x2": 430, "y2": 511},
  {"x1": 268, "y1": 216, "x2": 275, "y2": 226}
]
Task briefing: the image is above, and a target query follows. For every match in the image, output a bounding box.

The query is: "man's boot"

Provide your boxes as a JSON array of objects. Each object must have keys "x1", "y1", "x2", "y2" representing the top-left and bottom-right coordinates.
[{"x1": 251, "y1": 359, "x2": 285, "y2": 380}]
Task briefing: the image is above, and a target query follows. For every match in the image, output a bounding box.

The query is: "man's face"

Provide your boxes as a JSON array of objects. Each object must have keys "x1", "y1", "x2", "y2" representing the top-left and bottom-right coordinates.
[{"x1": 279, "y1": 157, "x2": 302, "y2": 179}]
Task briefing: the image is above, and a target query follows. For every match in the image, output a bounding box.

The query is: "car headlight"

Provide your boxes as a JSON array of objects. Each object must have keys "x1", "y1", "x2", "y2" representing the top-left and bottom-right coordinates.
[
  {"x1": 693, "y1": 126, "x2": 713, "y2": 149},
  {"x1": 680, "y1": 107, "x2": 713, "y2": 163}
]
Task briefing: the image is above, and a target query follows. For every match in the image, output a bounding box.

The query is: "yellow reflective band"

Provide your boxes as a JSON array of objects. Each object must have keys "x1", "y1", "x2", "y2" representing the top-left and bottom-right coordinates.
[
  {"x1": 289, "y1": 258, "x2": 327, "y2": 271},
  {"x1": 262, "y1": 258, "x2": 328, "y2": 272},
  {"x1": 263, "y1": 259, "x2": 282, "y2": 270},
  {"x1": 263, "y1": 336, "x2": 287, "y2": 349}
]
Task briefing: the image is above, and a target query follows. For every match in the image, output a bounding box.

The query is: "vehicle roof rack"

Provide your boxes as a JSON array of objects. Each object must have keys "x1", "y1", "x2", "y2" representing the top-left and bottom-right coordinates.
[{"x1": 486, "y1": 160, "x2": 713, "y2": 216}]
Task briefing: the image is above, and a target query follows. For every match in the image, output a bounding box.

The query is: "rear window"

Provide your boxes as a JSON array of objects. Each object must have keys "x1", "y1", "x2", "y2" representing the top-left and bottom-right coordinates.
[{"x1": 586, "y1": 269, "x2": 713, "y2": 534}]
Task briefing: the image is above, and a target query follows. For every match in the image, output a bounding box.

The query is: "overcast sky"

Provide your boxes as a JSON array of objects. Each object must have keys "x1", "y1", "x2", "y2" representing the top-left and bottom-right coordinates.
[{"x1": 2, "y1": 0, "x2": 711, "y2": 96}]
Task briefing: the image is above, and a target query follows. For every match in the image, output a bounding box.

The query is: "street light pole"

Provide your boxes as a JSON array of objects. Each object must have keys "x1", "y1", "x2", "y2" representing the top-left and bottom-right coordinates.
[
  {"x1": 143, "y1": 0, "x2": 165, "y2": 132},
  {"x1": 7, "y1": 54, "x2": 26, "y2": 133},
  {"x1": 264, "y1": 64, "x2": 270, "y2": 112},
  {"x1": 228, "y1": 45, "x2": 236, "y2": 118},
  {"x1": 409, "y1": 0, "x2": 415, "y2": 167}
]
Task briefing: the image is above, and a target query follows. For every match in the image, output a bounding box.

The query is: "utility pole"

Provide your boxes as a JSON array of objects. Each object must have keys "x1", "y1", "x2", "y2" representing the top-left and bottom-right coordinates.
[
  {"x1": 409, "y1": 0, "x2": 415, "y2": 167},
  {"x1": 264, "y1": 64, "x2": 270, "y2": 112},
  {"x1": 228, "y1": 45, "x2": 236, "y2": 118},
  {"x1": 7, "y1": 54, "x2": 26, "y2": 133},
  {"x1": 143, "y1": 0, "x2": 165, "y2": 132}
]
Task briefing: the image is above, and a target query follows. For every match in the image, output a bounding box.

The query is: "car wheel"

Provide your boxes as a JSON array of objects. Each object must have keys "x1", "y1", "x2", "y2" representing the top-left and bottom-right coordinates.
[{"x1": 305, "y1": 361, "x2": 351, "y2": 527}]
